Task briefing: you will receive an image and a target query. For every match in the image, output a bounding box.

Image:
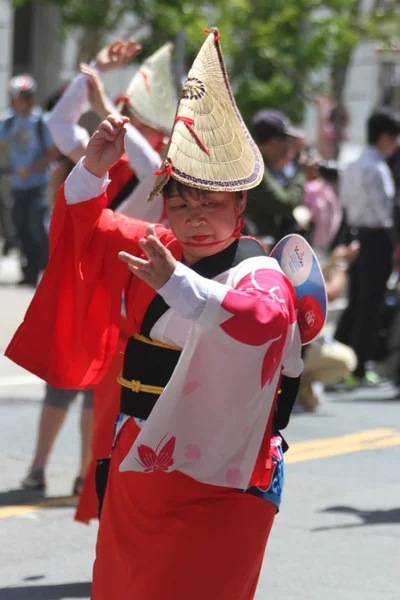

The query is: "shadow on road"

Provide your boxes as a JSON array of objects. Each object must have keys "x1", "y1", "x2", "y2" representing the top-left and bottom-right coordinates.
[
  {"x1": 326, "y1": 386, "x2": 399, "y2": 404},
  {"x1": 0, "y1": 582, "x2": 91, "y2": 600},
  {"x1": 0, "y1": 488, "x2": 77, "y2": 508},
  {"x1": 313, "y1": 505, "x2": 400, "y2": 531}
]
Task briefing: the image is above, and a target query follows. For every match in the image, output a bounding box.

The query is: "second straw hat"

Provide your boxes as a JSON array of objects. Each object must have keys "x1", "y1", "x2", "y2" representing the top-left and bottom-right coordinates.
[{"x1": 119, "y1": 43, "x2": 176, "y2": 135}]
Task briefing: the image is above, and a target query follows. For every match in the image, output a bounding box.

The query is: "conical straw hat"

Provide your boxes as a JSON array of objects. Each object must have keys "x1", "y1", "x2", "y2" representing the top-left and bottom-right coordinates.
[
  {"x1": 119, "y1": 43, "x2": 176, "y2": 135},
  {"x1": 148, "y1": 28, "x2": 264, "y2": 200}
]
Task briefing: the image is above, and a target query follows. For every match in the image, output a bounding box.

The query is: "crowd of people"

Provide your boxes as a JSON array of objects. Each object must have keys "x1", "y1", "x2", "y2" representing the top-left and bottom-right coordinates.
[{"x1": 1, "y1": 30, "x2": 400, "y2": 600}]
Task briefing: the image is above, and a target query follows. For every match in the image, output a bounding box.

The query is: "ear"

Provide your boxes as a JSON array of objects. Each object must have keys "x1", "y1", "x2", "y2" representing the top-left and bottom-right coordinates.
[{"x1": 237, "y1": 191, "x2": 247, "y2": 215}]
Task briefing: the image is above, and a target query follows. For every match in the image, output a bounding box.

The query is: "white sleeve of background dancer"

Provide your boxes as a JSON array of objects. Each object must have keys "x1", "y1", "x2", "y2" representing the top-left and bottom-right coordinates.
[
  {"x1": 115, "y1": 174, "x2": 164, "y2": 222},
  {"x1": 47, "y1": 74, "x2": 90, "y2": 155},
  {"x1": 124, "y1": 122, "x2": 162, "y2": 180}
]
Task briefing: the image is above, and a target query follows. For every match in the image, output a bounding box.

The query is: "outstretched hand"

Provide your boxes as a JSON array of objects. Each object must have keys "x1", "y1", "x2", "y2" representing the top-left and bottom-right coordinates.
[
  {"x1": 119, "y1": 225, "x2": 177, "y2": 290},
  {"x1": 94, "y1": 40, "x2": 142, "y2": 74},
  {"x1": 80, "y1": 63, "x2": 110, "y2": 117},
  {"x1": 83, "y1": 115, "x2": 129, "y2": 178}
]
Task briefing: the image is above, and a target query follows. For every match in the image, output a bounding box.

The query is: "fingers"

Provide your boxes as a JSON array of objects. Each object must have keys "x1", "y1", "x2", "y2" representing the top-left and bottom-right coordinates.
[
  {"x1": 107, "y1": 114, "x2": 129, "y2": 127},
  {"x1": 118, "y1": 252, "x2": 153, "y2": 282},
  {"x1": 109, "y1": 40, "x2": 124, "y2": 57},
  {"x1": 80, "y1": 64, "x2": 103, "y2": 91},
  {"x1": 110, "y1": 39, "x2": 142, "y2": 65},
  {"x1": 144, "y1": 225, "x2": 168, "y2": 255},
  {"x1": 119, "y1": 251, "x2": 150, "y2": 271},
  {"x1": 138, "y1": 228, "x2": 167, "y2": 262},
  {"x1": 118, "y1": 236, "x2": 176, "y2": 291},
  {"x1": 126, "y1": 40, "x2": 142, "y2": 60},
  {"x1": 98, "y1": 115, "x2": 128, "y2": 142},
  {"x1": 80, "y1": 63, "x2": 99, "y2": 78}
]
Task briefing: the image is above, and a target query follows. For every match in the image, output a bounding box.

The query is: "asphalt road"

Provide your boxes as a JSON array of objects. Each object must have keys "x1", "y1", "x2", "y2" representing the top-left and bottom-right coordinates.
[{"x1": 0, "y1": 254, "x2": 399, "y2": 600}]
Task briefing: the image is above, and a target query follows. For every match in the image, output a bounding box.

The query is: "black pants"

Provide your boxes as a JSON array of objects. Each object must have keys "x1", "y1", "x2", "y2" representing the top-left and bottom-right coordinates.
[
  {"x1": 335, "y1": 229, "x2": 393, "y2": 377},
  {"x1": 11, "y1": 186, "x2": 49, "y2": 283}
]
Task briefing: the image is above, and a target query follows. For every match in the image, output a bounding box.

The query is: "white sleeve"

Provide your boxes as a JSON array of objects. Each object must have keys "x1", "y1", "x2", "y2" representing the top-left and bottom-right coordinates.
[
  {"x1": 124, "y1": 123, "x2": 162, "y2": 180},
  {"x1": 64, "y1": 158, "x2": 111, "y2": 205},
  {"x1": 115, "y1": 173, "x2": 164, "y2": 222},
  {"x1": 282, "y1": 321, "x2": 303, "y2": 378},
  {"x1": 157, "y1": 261, "x2": 210, "y2": 321},
  {"x1": 47, "y1": 74, "x2": 90, "y2": 155}
]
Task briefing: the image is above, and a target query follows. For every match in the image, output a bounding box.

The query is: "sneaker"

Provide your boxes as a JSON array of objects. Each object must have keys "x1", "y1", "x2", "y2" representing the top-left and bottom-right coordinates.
[
  {"x1": 342, "y1": 374, "x2": 362, "y2": 390},
  {"x1": 362, "y1": 371, "x2": 392, "y2": 388},
  {"x1": 21, "y1": 469, "x2": 46, "y2": 490},
  {"x1": 72, "y1": 476, "x2": 84, "y2": 496}
]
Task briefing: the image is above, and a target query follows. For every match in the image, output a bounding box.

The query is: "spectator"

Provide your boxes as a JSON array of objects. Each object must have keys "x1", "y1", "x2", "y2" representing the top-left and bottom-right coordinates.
[
  {"x1": 301, "y1": 153, "x2": 343, "y2": 250},
  {"x1": 245, "y1": 110, "x2": 306, "y2": 242},
  {"x1": 335, "y1": 109, "x2": 400, "y2": 387},
  {"x1": 0, "y1": 167, "x2": 16, "y2": 256},
  {"x1": 388, "y1": 144, "x2": 400, "y2": 245},
  {"x1": 316, "y1": 96, "x2": 349, "y2": 161},
  {"x1": 0, "y1": 74, "x2": 57, "y2": 286}
]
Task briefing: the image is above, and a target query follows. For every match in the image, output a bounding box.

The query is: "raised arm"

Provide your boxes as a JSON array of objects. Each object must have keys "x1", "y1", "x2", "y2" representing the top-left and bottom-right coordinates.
[
  {"x1": 47, "y1": 40, "x2": 142, "y2": 165},
  {"x1": 46, "y1": 74, "x2": 90, "y2": 163},
  {"x1": 51, "y1": 115, "x2": 168, "y2": 260},
  {"x1": 6, "y1": 115, "x2": 171, "y2": 389}
]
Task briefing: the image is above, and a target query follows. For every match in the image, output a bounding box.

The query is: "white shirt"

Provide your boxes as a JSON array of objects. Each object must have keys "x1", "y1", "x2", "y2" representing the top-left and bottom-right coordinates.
[{"x1": 340, "y1": 146, "x2": 395, "y2": 228}]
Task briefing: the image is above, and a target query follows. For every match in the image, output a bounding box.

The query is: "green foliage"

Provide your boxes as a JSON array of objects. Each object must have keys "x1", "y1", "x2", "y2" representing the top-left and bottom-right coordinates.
[{"x1": 13, "y1": 0, "x2": 400, "y2": 122}]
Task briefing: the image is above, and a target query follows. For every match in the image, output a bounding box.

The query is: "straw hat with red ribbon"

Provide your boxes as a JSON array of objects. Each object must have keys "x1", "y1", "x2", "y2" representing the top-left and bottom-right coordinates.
[
  {"x1": 148, "y1": 28, "x2": 264, "y2": 201},
  {"x1": 117, "y1": 43, "x2": 176, "y2": 135}
]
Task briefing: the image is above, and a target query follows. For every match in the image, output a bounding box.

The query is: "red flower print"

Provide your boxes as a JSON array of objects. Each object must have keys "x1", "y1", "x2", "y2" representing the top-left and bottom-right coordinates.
[
  {"x1": 136, "y1": 435, "x2": 176, "y2": 473},
  {"x1": 220, "y1": 270, "x2": 292, "y2": 387}
]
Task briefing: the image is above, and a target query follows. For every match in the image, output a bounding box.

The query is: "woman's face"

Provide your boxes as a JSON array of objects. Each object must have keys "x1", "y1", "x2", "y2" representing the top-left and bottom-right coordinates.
[{"x1": 165, "y1": 181, "x2": 247, "y2": 262}]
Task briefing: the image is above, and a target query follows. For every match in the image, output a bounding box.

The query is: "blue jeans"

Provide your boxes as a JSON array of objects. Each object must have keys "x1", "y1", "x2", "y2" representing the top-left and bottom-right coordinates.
[{"x1": 11, "y1": 186, "x2": 49, "y2": 283}]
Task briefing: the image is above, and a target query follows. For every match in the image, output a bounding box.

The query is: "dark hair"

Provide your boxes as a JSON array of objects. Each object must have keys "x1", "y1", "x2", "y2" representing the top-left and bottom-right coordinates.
[
  {"x1": 367, "y1": 109, "x2": 400, "y2": 145},
  {"x1": 163, "y1": 178, "x2": 244, "y2": 204},
  {"x1": 328, "y1": 104, "x2": 348, "y2": 125}
]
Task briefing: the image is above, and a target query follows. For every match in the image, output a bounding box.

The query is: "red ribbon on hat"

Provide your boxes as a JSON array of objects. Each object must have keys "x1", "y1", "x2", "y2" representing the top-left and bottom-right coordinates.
[
  {"x1": 175, "y1": 116, "x2": 210, "y2": 156},
  {"x1": 204, "y1": 28, "x2": 221, "y2": 42},
  {"x1": 155, "y1": 159, "x2": 174, "y2": 177},
  {"x1": 138, "y1": 69, "x2": 151, "y2": 93},
  {"x1": 116, "y1": 94, "x2": 130, "y2": 106}
]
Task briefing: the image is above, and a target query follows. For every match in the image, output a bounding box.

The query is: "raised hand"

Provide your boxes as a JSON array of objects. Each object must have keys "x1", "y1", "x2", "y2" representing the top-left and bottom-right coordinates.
[
  {"x1": 119, "y1": 225, "x2": 177, "y2": 290},
  {"x1": 83, "y1": 115, "x2": 129, "y2": 178},
  {"x1": 94, "y1": 40, "x2": 142, "y2": 74},
  {"x1": 80, "y1": 63, "x2": 113, "y2": 118}
]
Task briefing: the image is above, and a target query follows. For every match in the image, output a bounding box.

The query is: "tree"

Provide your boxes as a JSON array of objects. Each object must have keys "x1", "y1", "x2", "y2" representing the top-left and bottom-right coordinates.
[
  {"x1": 139, "y1": 0, "x2": 399, "y2": 125},
  {"x1": 13, "y1": 0, "x2": 400, "y2": 127},
  {"x1": 12, "y1": 0, "x2": 148, "y2": 65}
]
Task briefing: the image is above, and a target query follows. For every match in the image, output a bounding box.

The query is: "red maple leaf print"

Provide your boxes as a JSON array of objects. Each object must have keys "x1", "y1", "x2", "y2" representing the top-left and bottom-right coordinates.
[
  {"x1": 136, "y1": 435, "x2": 176, "y2": 473},
  {"x1": 220, "y1": 269, "x2": 292, "y2": 387}
]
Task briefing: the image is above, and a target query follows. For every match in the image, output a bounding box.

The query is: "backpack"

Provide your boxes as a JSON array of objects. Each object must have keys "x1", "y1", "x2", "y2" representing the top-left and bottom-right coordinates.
[{"x1": 3, "y1": 113, "x2": 46, "y2": 155}]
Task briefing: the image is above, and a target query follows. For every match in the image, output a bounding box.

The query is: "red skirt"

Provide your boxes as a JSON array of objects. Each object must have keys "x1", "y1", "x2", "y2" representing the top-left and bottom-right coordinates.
[{"x1": 92, "y1": 418, "x2": 276, "y2": 600}]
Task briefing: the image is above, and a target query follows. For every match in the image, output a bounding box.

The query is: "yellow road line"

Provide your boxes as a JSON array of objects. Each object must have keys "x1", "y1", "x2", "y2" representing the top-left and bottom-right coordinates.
[
  {"x1": 0, "y1": 505, "x2": 37, "y2": 519},
  {"x1": 0, "y1": 496, "x2": 77, "y2": 520},
  {"x1": 1, "y1": 429, "x2": 400, "y2": 519},
  {"x1": 287, "y1": 428, "x2": 400, "y2": 463}
]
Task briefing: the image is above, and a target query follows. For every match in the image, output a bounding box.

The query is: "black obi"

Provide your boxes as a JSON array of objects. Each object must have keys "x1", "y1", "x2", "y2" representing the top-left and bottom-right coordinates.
[{"x1": 119, "y1": 336, "x2": 181, "y2": 420}]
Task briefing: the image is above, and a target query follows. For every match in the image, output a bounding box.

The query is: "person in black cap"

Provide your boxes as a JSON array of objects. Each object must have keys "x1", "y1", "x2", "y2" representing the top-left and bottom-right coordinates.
[{"x1": 245, "y1": 110, "x2": 306, "y2": 243}]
